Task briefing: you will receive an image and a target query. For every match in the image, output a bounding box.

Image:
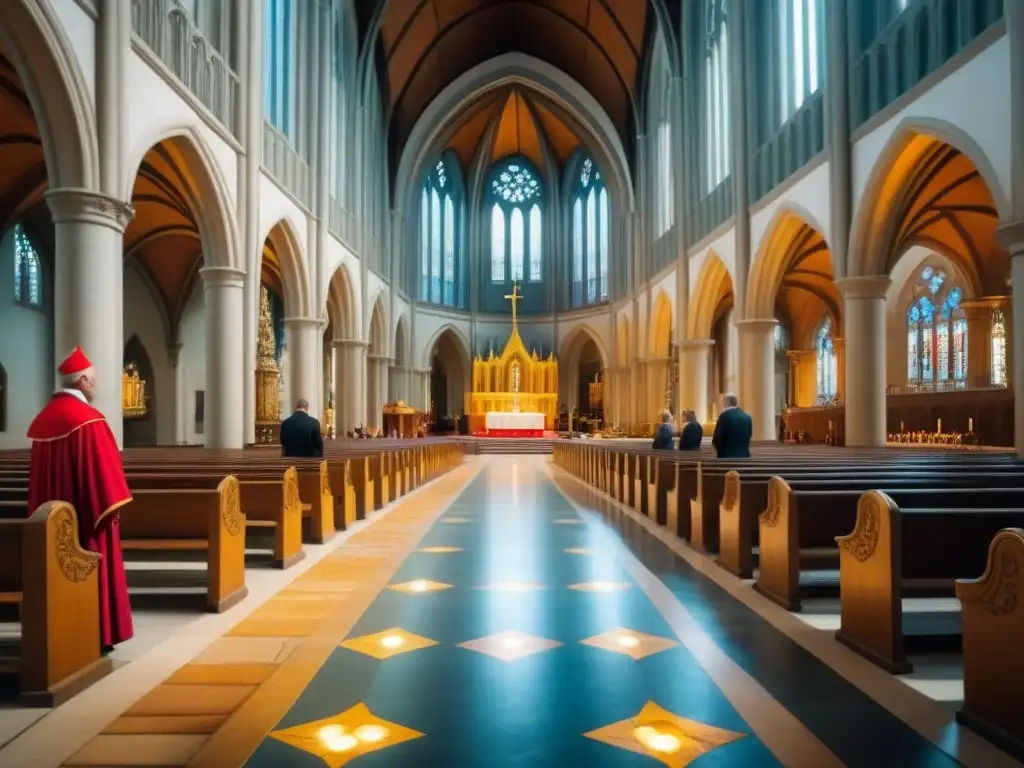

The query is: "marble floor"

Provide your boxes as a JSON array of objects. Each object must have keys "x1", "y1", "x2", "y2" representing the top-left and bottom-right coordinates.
[{"x1": 0, "y1": 456, "x2": 1019, "y2": 767}]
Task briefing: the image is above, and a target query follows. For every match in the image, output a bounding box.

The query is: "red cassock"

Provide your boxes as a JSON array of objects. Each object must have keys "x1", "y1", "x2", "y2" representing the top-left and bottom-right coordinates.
[{"x1": 27, "y1": 393, "x2": 134, "y2": 647}]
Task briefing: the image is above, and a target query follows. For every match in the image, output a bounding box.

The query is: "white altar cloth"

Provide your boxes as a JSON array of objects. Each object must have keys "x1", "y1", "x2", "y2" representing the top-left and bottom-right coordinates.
[{"x1": 485, "y1": 412, "x2": 545, "y2": 430}]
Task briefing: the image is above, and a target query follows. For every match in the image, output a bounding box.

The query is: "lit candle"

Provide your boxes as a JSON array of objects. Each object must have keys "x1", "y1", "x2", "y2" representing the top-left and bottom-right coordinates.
[
  {"x1": 968, "y1": 417, "x2": 973, "y2": 432},
  {"x1": 937, "y1": 418, "x2": 942, "y2": 433}
]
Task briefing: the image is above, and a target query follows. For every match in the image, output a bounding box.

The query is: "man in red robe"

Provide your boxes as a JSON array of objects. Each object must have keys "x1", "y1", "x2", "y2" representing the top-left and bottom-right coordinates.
[{"x1": 27, "y1": 346, "x2": 134, "y2": 650}]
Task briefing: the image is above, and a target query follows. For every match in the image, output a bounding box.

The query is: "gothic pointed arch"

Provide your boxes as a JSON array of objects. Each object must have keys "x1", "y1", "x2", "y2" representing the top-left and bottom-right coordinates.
[{"x1": 261, "y1": 218, "x2": 312, "y2": 320}]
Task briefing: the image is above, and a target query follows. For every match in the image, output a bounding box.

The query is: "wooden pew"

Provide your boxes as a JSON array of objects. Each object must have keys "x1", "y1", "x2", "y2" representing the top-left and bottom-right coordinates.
[
  {"x1": 120, "y1": 476, "x2": 247, "y2": 612},
  {"x1": 0, "y1": 502, "x2": 111, "y2": 706},
  {"x1": 835, "y1": 489, "x2": 1024, "y2": 672},
  {"x1": 955, "y1": 528, "x2": 1024, "y2": 762}
]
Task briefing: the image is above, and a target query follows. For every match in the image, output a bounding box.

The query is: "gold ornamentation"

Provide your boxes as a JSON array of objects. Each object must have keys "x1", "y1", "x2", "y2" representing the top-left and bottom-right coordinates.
[
  {"x1": 122, "y1": 361, "x2": 148, "y2": 418},
  {"x1": 54, "y1": 510, "x2": 97, "y2": 583},
  {"x1": 760, "y1": 477, "x2": 785, "y2": 528},
  {"x1": 255, "y1": 286, "x2": 280, "y2": 429},
  {"x1": 722, "y1": 471, "x2": 739, "y2": 510},
  {"x1": 221, "y1": 476, "x2": 242, "y2": 536},
  {"x1": 284, "y1": 467, "x2": 301, "y2": 514},
  {"x1": 964, "y1": 533, "x2": 1021, "y2": 615},
  {"x1": 840, "y1": 493, "x2": 882, "y2": 562}
]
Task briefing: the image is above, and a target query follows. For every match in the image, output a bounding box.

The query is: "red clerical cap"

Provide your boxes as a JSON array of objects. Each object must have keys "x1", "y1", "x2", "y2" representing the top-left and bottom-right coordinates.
[{"x1": 58, "y1": 346, "x2": 93, "y2": 377}]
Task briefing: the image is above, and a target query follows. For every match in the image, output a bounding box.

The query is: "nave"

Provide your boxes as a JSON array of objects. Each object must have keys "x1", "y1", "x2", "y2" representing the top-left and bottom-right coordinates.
[{"x1": 14, "y1": 455, "x2": 1015, "y2": 767}]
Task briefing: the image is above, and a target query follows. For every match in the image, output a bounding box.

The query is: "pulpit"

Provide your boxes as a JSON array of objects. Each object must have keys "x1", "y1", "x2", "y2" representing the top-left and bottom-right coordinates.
[{"x1": 467, "y1": 283, "x2": 558, "y2": 434}]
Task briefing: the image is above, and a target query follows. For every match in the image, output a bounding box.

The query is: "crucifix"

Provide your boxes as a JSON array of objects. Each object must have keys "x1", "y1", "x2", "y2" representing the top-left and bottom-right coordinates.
[{"x1": 504, "y1": 282, "x2": 523, "y2": 327}]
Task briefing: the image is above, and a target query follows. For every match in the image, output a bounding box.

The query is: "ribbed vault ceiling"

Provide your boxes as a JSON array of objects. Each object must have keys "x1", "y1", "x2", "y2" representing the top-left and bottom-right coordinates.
[{"x1": 358, "y1": 0, "x2": 650, "y2": 172}]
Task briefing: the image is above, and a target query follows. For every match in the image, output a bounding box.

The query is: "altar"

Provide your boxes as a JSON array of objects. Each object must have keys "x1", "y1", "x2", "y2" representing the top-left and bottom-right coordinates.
[
  {"x1": 467, "y1": 283, "x2": 558, "y2": 435},
  {"x1": 484, "y1": 411, "x2": 545, "y2": 437}
]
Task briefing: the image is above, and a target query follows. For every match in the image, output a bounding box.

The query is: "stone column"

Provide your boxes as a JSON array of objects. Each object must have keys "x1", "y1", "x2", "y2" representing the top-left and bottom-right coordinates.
[
  {"x1": 836, "y1": 276, "x2": 891, "y2": 446},
  {"x1": 728, "y1": 0, "x2": 751, "y2": 315},
  {"x1": 679, "y1": 340, "x2": 714, "y2": 423},
  {"x1": 996, "y1": 223, "x2": 1024, "y2": 454},
  {"x1": 365, "y1": 356, "x2": 379, "y2": 429},
  {"x1": 168, "y1": 342, "x2": 185, "y2": 444},
  {"x1": 826, "y1": 0, "x2": 851, "y2": 282},
  {"x1": 200, "y1": 266, "x2": 246, "y2": 448},
  {"x1": 834, "y1": 336, "x2": 846, "y2": 402},
  {"x1": 284, "y1": 318, "x2": 322, "y2": 415},
  {"x1": 331, "y1": 339, "x2": 365, "y2": 434},
  {"x1": 46, "y1": 189, "x2": 134, "y2": 446},
  {"x1": 736, "y1": 319, "x2": 777, "y2": 440}
]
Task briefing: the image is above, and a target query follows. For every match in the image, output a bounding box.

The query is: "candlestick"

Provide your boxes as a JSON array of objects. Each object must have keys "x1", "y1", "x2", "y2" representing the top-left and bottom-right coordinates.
[
  {"x1": 968, "y1": 417, "x2": 973, "y2": 432},
  {"x1": 937, "y1": 418, "x2": 942, "y2": 433}
]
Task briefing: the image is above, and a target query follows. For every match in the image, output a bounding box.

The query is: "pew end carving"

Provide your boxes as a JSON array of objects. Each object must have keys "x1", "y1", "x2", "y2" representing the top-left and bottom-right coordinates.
[
  {"x1": 753, "y1": 476, "x2": 800, "y2": 610},
  {"x1": 718, "y1": 471, "x2": 745, "y2": 578},
  {"x1": 834, "y1": 490, "x2": 905, "y2": 673},
  {"x1": 955, "y1": 527, "x2": 1024, "y2": 760}
]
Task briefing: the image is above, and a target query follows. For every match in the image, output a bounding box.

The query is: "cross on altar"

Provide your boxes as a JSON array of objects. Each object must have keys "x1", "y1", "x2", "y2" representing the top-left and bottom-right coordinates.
[{"x1": 504, "y1": 282, "x2": 523, "y2": 326}]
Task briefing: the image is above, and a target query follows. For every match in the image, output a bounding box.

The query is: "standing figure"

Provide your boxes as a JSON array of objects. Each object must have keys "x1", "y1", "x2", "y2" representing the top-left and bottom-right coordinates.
[
  {"x1": 678, "y1": 410, "x2": 703, "y2": 451},
  {"x1": 652, "y1": 410, "x2": 675, "y2": 449},
  {"x1": 27, "y1": 347, "x2": 134, "y2": 650},
  {"x1": 711, "y1": 393, "x2": 753, "y2": 459},
  {"x1": 280, "y1": 398, "x2": 325, "y2": 458}
]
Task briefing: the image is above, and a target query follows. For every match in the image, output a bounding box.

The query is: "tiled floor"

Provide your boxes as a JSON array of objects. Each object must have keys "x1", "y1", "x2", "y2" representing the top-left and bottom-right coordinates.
[{"x1": 0, "y1": 456, "x2": 1020, "y2": 767}]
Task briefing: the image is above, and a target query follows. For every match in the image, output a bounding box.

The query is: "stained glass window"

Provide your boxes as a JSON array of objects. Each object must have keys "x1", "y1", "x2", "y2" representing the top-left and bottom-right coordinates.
[
  {"x1": 816, "y1": 316, "x2": 837, "y2": 401},
  {"x1": 491, "y1": 205, "x2": 505, "y2": 282},
  {"x1": 529, "y1": 205, "x2": 542, "y2": 282},
  {"x1": 907, "y1": 265, "x2": 967, "y2": 386},
  {"x1": 489, "y1": 159, "x2": 543, "y2": 286},
  {"x1": 509, "y1": 208, "x2": 524, "y2": 282},
  {"x1": 936, "y1": 322, "x2": 949, "y2": 381},
  {"x1": 443, "y1": 195, "x2": 454, "y2": 305},
  {"x1": 704, "y1": 0, "x2": 730, "y2": 192},
  {"x1": 264, "y1": 0, "x2": 296, "y2": 137},
  {"x1": 419, "y1": 190, "x2": 429, "y2": 299},
  {"x1": 779, "y1": 0, "x2": 823, "y2": 126},
  {"x1": 992, "y1": 310, "x2": 1007, "y2": 387},
  {"x1": 13, "y1": 225, "x2": 41, "y2": 308},
  {"x1": 907, "y1": 328, "x2": 919, "y2": 380},
  {"x1": 430, "y1": 189, "x2": 441, "y2": 301},
  {"x1": 953, "y1": 317, "x2": 967, "y2": 382},
  {"x1": 572, "y1": 198, "x2": 583, "y2": 306},
  {"x1": 571, "y1": 155, "x2": 610, "y2": 307},
  {"x1": 657, "y1": 120, "x2": 673, "y2": 237}
]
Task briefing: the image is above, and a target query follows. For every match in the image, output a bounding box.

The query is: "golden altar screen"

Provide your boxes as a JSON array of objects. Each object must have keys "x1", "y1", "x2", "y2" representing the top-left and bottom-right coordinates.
[{"x1": 466, "y1": 284, "x2": 558, "y2": 432}]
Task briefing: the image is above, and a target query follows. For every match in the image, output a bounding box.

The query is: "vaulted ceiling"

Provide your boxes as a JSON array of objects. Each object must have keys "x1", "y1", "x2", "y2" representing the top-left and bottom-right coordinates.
[{"x1": 356, "y1": 0, "x2": 653, "y2": 175}]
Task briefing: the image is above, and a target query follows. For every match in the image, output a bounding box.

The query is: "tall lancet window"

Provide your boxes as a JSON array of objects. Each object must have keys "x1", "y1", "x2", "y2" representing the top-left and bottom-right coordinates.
[
  {"x1": 570, "y1": 156, "x2": 610, "y2": 308},
  {"x1": 13, "y1": 225, "x2": 42, "y2": 308},
  {"x1": 815, "y1": 315, "x2": 837, "y2": 402},
  {"x1": 778, "y1": 0, "x2": 823, "y2": 126},
  {"x1": 263, "y1": 0, "x2": 296, "y2": 138},
  {"x1": 419, "y1": 156, "x2": 462, "y2": 308},
  {"x1": 704, "y1": 0, "x2": 730, "y2": 192},
  {"x1": 488, "y1": 158, "x2": 543, "y2": 285},
  {"x1": 992, "y1": 310, "x2": 1008, "y2": 387},
  {"x1": 906, "y1": 265, "x2": 968, "y2": 388}
]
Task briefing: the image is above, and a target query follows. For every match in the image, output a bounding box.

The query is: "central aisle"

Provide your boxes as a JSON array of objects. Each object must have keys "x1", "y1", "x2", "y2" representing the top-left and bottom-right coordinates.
[{"x1": 245, "y1": 457, "x2": 777, "y2": 766}]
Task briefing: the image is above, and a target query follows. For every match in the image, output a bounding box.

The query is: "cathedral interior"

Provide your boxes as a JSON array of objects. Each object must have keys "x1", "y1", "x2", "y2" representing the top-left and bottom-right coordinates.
[{"x1": 0, "y1": 0, "x2": 1024, "y2": 765}]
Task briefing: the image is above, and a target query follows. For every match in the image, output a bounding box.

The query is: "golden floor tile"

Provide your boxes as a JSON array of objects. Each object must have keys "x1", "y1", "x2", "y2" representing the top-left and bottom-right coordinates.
[
  {"x1": 190, "y1": 637, "x2": 300, "y2": 666},
  {"x1": 65, "y1": 734, "x2": 209, "y2": 766},
  {"x1": 457, "y1": 630, "x2": 562, "y2": 662},
  {"x1": 165, "y1": 663, "x2": 279, "y2": 686},
  {"x1": 567, "y1": 581, "x2": 633, "y2": 593},
  {"x1": 553, "y1": 518, "x2": 584, "y2": 524},
  {"x1": 416, "y1": 546, "x2": 463, "y2": 553},
  {"x1": 476, "y1": 581, "x2": 547, "y2": 592},
  {"x1": 340, "y1": 627, "x2": 438, "y2": 660},
  {"x1": 441, "y1": 516, "x2": 472, "y2": 524},
  {"x1": 284, "y1": 580, "x2": 362, "y2": 593},
  {"x1": 583, "y1": 701, "x2": 746, "y2": 767},
  {"x1": 564, "y1": 547, "x2": 597, "y2": 555},
  {"x1": 250, "y1": 599, "x2": 340, "y2": 621},
  {"x1": 103, "y1": 714, "x2": 227, "y2": 735},
  {"x1": 269, "y1": 702, "x2": 423, "y2": 768},
  {"x1": 579, "y1": 627, "x2": 679, "y2": 660},
  {"x1": 387, "y1": 578, "x2": 453, "y2": 595},
  {"x1": 124, "y1": 684, "x2": 255, "y2": 718},
  {"x1": 227, "y1": 616, "x2": 322, "y2": 637}
]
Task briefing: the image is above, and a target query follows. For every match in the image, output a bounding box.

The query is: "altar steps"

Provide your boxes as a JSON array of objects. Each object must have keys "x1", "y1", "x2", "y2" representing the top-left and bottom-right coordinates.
[{"x1": 470, "y1": 438, "x2": 556, "y2": 455}]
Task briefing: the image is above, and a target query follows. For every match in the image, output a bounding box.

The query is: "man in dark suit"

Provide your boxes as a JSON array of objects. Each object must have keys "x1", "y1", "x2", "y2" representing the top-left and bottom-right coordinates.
[
  {"x1": 651, "y1": 410, "x2": 675, "y2": 449},
  {"x1": 678, "y1": 410, "x2": 703, "y2": 451},
  {"x1": 712, "y1": 393, "x2": 752, "y2": 459},
  {"x1": 280, "y1": 399, "x2": 324, "y2": 458}
]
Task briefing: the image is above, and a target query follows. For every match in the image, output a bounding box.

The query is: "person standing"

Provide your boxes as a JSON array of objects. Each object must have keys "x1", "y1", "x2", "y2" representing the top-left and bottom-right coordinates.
[
  {"x1": 280, "y1": 398, "x2": 324, "y2": 458},
  {"x1": 652, "y1": 410, "x2": 675, "y2": 449},
  {"x1": 711, "y1": 393, "x2": 753, "y2": 459},
  {"x1": 27, "y1": 346, "x2": 134, "y2": 650},
  {"x1": 678, "y1": 410, "x2": 703, "y2": 451}
]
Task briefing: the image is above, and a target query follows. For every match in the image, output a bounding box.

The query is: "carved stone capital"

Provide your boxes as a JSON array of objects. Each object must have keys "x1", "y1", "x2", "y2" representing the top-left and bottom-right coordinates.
[
  {"x1": 332, "y1": 338, "x2": 370, "y2": 349},
  {"x1": 734, "y1": 318, "x2": 777, "y2": 335},
  {"x1": 678, "y1": 339, "x2": 716, "y2": 350},
  {"x1": 995, "y1": 220, "x2": 1024, "y2": 253},
  {"x1": 44, "y1": 188, "x2": 135, "y2": 232},
  {"x1": 284, "y1": 316, "x2": 327, "y2": 330},
  {"x1": 834, "y1": 276, "x2": 891, "y2": 300},
  {"x1": 199, "y1": 266, "x2": 246, "y2": 289},
  {"x1": 167, "y1": 342, "x2": 184, "y2": 368}
]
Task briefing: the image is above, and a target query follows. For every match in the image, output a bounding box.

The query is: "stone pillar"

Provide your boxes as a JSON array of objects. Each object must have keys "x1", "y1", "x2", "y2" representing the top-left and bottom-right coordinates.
[
  {"x1": 200, "y1": 266, "x2": 246, "y2": 448},
  {"x1": 834, "y1": 336, "x2": 846, "y2": 402},
  {"x1": 46, "y1": 189, "x2": 134, "y2": 446},
  {"x1": 836, "y1": 276, "x2": 891, "y2": 446},
  {"x1": 728, "y1": 0, "x2": 751, "y2": 314},
  {"x1": 996, "y1": 223, "x2": 1024, "y2": 455},
  {"x1": 736, "y1": 319, "x2": 777, "y2": 440},
  {"x1": 366, "y1": 357, "x2": 379, "y2": 429},
  {"x1": 825, "y1": 0, "x2": 851, "y2": 282},
  {"x1": 168, "y1": 342, "x2": 185, "y2": 445},
  {"x1": 785, "y1": 349, "x2": 817, "y2": 407},
  {"x1": 331, "y1": 339, "x2": 366, "y2": 434},
  {"x1": 284, "y1": 318, "x2": 322, "y2": 415},
  {"x1": 680, "y1": 340, "x2": 714, "y2": 422}
]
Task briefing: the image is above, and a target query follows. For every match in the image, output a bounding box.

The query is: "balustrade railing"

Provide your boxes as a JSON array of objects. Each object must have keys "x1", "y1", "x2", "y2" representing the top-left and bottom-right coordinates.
[
  {"x1": 328, "y1": 196, "x2": 356, "y2": 246},
  {"x1": 262, "y1": 121, "x2": 313, "y2": 209},
  {"x1": 886, "y1": 377, "x2": 1007, "y2": 395},
  {"x1": 130, "y1": 0, "x2": 238, "y2": 136}
]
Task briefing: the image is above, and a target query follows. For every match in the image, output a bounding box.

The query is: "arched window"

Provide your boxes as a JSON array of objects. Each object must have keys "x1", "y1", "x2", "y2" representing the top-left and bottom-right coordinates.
[
  {"x1": 906, "y1": 266, "x2": 968, "y2": 388},
  {"x1": 13, "y1": 225, "x2": 42, "y2": 309},
  {"x1": 419, "y1": 158, "x2": 461, "y2": 308},
  {"x1": 656, "y1": 118, "x2": 674, "y2": 237},
  {"x1": 992, "y1": 310, "x2": 1008, "y2": 387},
  {"x1": 570, "y1": 157, "x2": 610, "y2": 307},
  {"x1": 778, "y1": 0, "x2": 823, "y2": 126},
  {"x1": 704, "y1": 0, "x2": 730, "y2": 192},
  {"x1": 815, "y1": 315, "x2": 837, "y2": 402},
  {"x1": 263, "y1": 0, "x2": 296, "y2": 137},
  {"x1": 488, "y1": 159, "x2": 543, "y2": 284}
]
